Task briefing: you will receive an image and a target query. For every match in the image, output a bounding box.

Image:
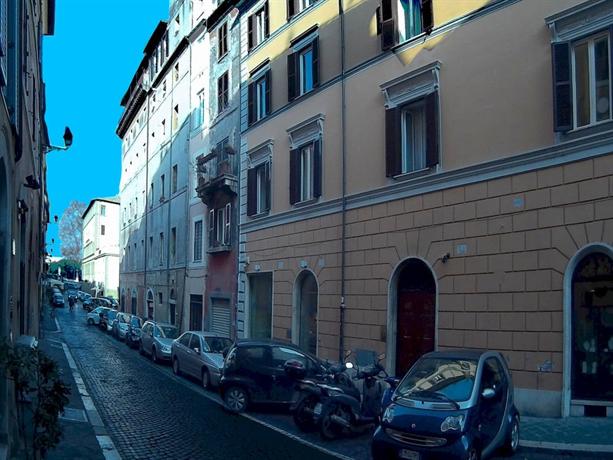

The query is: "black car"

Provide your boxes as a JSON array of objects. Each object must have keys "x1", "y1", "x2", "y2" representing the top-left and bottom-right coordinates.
[
  {"x1": 219, "y1": 340, "x2": 326, "y2": 413},
  {"x1": 371, "y1": 350, "x2": 520, "y2": 460},
  {"x1": 99, "y1": 309, "x2": 118, "y2": 333},
  {"x1": 125, "y1": 315, "x2": 144, "y2": 348}
]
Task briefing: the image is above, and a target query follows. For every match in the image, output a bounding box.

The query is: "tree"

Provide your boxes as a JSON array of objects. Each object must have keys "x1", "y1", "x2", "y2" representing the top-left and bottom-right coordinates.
[
  {"x1": 48, "y1": 259, "x2": 81, "y2": 279},
  {"x1": 58, "y1": 201, "x2": 87, "y2": 261}
]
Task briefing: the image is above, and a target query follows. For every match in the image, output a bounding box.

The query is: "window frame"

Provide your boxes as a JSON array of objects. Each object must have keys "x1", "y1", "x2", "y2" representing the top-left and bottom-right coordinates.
[
  {"x1": 400, "y1": 99, "x2": 427, "y2": 174},
  {"x1": 217, "y1": 71, "x2": 229, "y2": 115},
  {"x1": 193, "y1": 219, "x2": 203, "y2": 262},
  {"x1": 218, "y1": 21, "x2": 228, "y2": 59}
]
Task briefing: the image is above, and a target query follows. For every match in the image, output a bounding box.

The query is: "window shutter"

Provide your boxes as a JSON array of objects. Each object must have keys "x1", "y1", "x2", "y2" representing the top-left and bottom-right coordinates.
[
  {"x1": 264, "y1": 2, "x2": 270, "y2": 37},
  {"x1": 313, "y1": 140, "x2": 322, "y2": 198},
  {"x1": 287, "y1": 52, "x2": 297, "y2": 101},
  {"x1": 552, "y1": 42, "x2": 572, "y2": 132},
  {"x1": 425, "y1": 92, "x2": 439, "y2": 168},
  {"x1": 209, "y1": 209, "x2": 215, "y2": 247},
  {"x1": 376, "y1": 7, "x2": 382, "y2": 35},
  {"x1": 247, "y1": 167, "x2": 257, "y2": 216},
  {"x1": 420, "y1": 0, "x2": 434, "y2": 35},
  {"x1": 265, "y1": 70, "x2": 272, "y2": 115},
  {"x1": 264, "y1": 162, "x2": 271, "y2": 211},
  {"x1": 385, "y1": 107, "x2": 401, "y2": 177},
  {"x1": 287, "y1": 0, "x2": 295, "y2": 20},
  {"x1": 312, "y1": 37, "x2": 320, "y2": 88},
  {"x1": 248, "y1": 14, "x2": 254, "y2": 50},
  {"x1": 381, "y1": 0, "x2": 395, "y2": 50},
  {"x1": 248, "y1": 81, "x2": 255, "y2": 125},
  {"x1": 224, "y1": 203, "x2": 231, "y2": 245},
  {"x1": 289, "y1": 148, "x2": 299, "y2": 205}
]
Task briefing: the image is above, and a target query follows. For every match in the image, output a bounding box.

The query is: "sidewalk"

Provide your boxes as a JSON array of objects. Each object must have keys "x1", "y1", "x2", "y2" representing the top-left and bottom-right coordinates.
[
  {"x1": 520, "y1": 416, "x2": 613, "y2": 454},
  {"x1": 39, "y1": 305, "x2": 107, "y2": 460}
]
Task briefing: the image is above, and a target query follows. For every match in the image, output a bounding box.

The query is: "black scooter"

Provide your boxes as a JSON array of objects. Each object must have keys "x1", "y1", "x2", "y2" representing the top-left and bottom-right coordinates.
[{"x1": 318, "y1": 354, "x2": 389, "y2": 440}]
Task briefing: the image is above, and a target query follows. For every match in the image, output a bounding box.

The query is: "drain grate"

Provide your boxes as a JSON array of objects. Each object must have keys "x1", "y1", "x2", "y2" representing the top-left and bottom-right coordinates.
[{"x1": 60, "y1": 407, "x2": 88, "y2": 423}]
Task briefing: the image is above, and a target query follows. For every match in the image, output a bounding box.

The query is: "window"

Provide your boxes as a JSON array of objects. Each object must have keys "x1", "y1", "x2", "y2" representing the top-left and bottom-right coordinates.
[
  {"x1": 149, "y1": 236, "x2": 153, "y2": 267},
  {"x1": 208, "y1": 203, "x2": 231, "y2": 249},
  {"x1": 248, "y1": 3, "x2": 269, "y2": 50},
  {"x1": 218, "y1": 72, "x2": 229, "y2": 114},
  {"x1": 150, "y1": 183, "x2": 154, "y2": 206},
  {"x1": 160, "y1": 174, "x2": 165, "y2": 200},
  {"x1": 248, "y1": 70, "x2": 271, "y2": 124},
  {"x1": 218, "y1": 22, "x2": 228, "y2": 58},
  {"x1": 171, "y1": 227, "x2": 177, "y2": 263},
  {"x1": 287, "y1": 0, "x2": 316, "y2": 20},
  {"x1": 378, "y1": 0, "x2": 433, "y2": 50},
  {"x1": 193, "y1": 219, "x2": 203, "y2": 262},
  {"x1": 172, "y1": 105, "x2": 179, "y2": 131},
  {"x1": 290, "y1": 140, "x2": 321, "y2": 205},
  {"x1": 172, "y1": 165, "x2": 178, "y2": 193},
  {"x1": 133, "y1": 243, "x2": 137, "y2": 269},
  {"x1": 100, "y1": 205, "x2": 106, "y2": 216},
  {"x1": 193, "y1": 90, "x2": 205, "y2": 128},
  {"x1": 101, "y1": 225, "x2": 106, "y2": 236},
  {"x1": 159, "y1": 232, "x2": 164, "y2": 265},
  {"x1": 162, "y1": 119, "x2": 166, "y2": 136},
  {"x1": 384, "y1": 87, "x2": 439, "y2": 177},
  {"x1": 174, "y1": 63, "x2": 180, "y2": 82},
  {"x1": 288, "y1": 37, "x2": 319, "y2": 101},
  {"x1": 135, "y1": 197, "x2": 138, "y2": 216},
  {"x1": 247, "y1": 162, "x2": 271, "y2": 216}
]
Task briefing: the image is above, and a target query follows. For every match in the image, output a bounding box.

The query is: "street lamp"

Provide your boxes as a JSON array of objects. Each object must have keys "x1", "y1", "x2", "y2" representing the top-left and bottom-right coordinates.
[{"x1": 44, "y1": 126, "x2": 73, "y2": 153}]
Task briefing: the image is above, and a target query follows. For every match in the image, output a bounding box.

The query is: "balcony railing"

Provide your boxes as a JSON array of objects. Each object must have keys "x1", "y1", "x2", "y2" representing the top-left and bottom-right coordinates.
[{"x1": 196, "y1": 145, "x2": 238, "y2": 206}]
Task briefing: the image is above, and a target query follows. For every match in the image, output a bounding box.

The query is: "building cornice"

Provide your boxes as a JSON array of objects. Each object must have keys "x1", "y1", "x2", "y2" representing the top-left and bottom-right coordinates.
[{"x1": 242, "y1": 130, "x2": 613, "y2": 234}]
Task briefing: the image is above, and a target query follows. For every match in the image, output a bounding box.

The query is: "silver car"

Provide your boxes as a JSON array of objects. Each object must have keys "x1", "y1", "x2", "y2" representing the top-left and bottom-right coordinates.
[
  {"x1": 139, "y1": 321, "x2": 179, "y2": 363},
  {"x1": 86, "y1": 306, "x2": 110, "y2": 325},
  {"x1": 111, "y1": 312, "x2": 131, "y2": 340},
  {"x1": 171, "y1": 331, "x2": 233, "y2": 388}
]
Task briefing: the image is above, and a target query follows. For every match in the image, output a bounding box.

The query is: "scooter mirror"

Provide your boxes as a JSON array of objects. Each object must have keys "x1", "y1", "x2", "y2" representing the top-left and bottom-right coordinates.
[
  {"x1": 345, "y1": 362, "x2": 354, "y2": 369},
  {"x1": 378, "y1": 352, "x2": 386, "y2": 361}
]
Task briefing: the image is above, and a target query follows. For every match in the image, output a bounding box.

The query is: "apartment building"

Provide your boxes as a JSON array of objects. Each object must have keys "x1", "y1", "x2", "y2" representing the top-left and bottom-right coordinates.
[
  {"x1": 82, "y1": 198, "x2": 120, "y2": 298},
  {"x1": 118, "y1": 0, "x2": 194, "y2": 325},
  {"x1": 0, "y1": 0, "x2": 56, "y2": 455},
  {"x1": 238, "y1": 0, "x2": 613, "y2": 418}
]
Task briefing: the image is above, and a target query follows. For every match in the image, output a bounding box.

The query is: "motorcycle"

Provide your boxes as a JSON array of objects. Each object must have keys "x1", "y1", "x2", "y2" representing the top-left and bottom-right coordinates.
[
  {"x1": 291, "y1": 361, "x2": 359, "y2": 432},
  {"x1": 318, "y1": 350, "x2": 390, "y2": 440}
]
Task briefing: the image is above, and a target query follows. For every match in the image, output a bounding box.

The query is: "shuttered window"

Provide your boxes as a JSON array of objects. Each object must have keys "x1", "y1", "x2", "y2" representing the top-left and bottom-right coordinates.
[
  {"x1": 248, "y1": 70, "x2": 271, "y2": 125},
  {"x1": 385, "y1": 92, "x2": 439, "y2": 177},
  {"x1": 379, "y1": 0, "x2": 433, "y2": 50},
  {"x1": 218, "y1": 22, "x2": 228, "y2": 58},
  {"x1": 247, "y1": 161, "x2": 271, "y2": 216},
  {"x1": 193, "y1": 220, "x2": 203, "y2": 262},
  {"x1": 217, "y1": 72, "x2": 229, "y2": 114},
  {"x1": 289, "y1": 140, "x2": 321, "y2": 205},
  {"x1": 287, "y1": 0, "x2": 317, "y2": 21},
  {"x1": 208, "y1": 204, "x2": 232, "y2": 248},
  {"x1": 248, "y1": 2, "x2": 269, "y2": 51},
  {"x1": 287, "y1": 37, "x2": 319, "y2": 102}
]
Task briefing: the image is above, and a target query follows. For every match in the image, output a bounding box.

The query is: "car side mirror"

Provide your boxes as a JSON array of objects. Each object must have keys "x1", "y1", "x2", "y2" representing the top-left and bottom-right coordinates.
[
  {"x1": 194, "y1": 348, "x2": 199, "y2": 354},
  {"x1": 481, "y1": 388, "x2": 496, "y2": 399}
]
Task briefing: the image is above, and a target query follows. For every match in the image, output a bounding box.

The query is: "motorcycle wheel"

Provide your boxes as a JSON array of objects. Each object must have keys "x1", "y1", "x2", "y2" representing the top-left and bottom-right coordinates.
[
  {"x1": 320, "y1": 402, "x2": 352, "y2": 440},
  {"x1": 293, "y1": 396, "x2": 319, "y2": 432}
]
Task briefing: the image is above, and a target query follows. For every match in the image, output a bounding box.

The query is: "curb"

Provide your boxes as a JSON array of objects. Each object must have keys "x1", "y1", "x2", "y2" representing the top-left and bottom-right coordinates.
[{"x1": 520, "y1": 439, "x2": 613, "y2": 454}]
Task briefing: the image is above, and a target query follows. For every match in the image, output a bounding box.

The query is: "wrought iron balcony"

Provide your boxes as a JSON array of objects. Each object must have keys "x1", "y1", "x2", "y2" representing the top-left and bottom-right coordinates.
[{"x1": 196, "y1": 145, "x2": 238, "y2": 206}]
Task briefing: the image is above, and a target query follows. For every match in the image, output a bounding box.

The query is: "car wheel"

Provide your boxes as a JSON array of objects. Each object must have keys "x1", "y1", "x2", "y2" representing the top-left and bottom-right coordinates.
[
  {"x1": 201, "y1": 368, "x2": 210, "y2": 389},
  {"x1": 224, "y1": 386, "x2": 248, "y2": 413},
  {"x1": 87, "y1": 318, "x2": 94, "y2": 325},
  {"x1": 152, "y1": 347, "x2": 158, "y2": 363},
  {"x1": 502, "y1": 414, "x2": 520, "y2": 455},
  {"x1": 173, "y1": 358, "x2": 181, "y2": 376},
  {"x1": 293, "y1": 395, "x2": 319, "y2": 432},
  {"x1": 320, "y1": 402, "x2": 352, "y2": 440}
]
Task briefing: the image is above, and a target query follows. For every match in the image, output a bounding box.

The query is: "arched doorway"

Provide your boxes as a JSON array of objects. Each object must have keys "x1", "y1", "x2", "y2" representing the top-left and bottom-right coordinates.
[
  {"x1": 169, "y1": 289, "x2": 176, "y2": 325},
  {"x1": 146, "y1": 290, "x2": 154, "y2": 319},
  {"x1": 131, "y1": 289, "x2": 137, "y2": 315},
  {"x1": 294, "y1": 271, "x2": 318, "y2": 355},
  {"x1": 570, "y1": 250, "x2": 613, "y2": 404},
  {"x1": 391, "y1": 258, "x2": 436, "y2": 377}
]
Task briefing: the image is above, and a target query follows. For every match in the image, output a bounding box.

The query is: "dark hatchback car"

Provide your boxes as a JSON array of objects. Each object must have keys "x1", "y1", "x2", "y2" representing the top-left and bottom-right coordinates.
[
  {"x1": 372, "y1": 350, "x2": 519, "y2": 460},
  {"x1": 125, "y1": 315, "x2": 144, "y2": 348},
  {"x1": 99, "y1": 309, "x2": 118, "y2": 333},
  {"x1": 219, "y1": 340, "x2": 326, "y2": 413}
]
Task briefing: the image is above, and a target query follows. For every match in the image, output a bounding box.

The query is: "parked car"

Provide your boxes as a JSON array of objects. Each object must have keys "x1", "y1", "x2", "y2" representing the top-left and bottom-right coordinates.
[
  {"x1": 82, "y1": 295, "x2": 93, "y2": 311},
  {"x1": 125, "y1": 315, "x2": 144, "y2": 348},
  {"x1": 102, "y1": 296, "x2": 119, "y2": 309},
  {"x1": 172, "y1": 331, "x2": 233, "y2": 388},
  {"x1": 139, "y1": 321, "x2": 179, "y2": 363},
  {"x1": 51, "y1": 292, "x2": 65, "y2": 308},
  {"x1": 219, "y1": 340, "x2": 327, "y2": 413},
  {"x1": 86, "y1": 306, "x2": 110, "y2": 325},
  {"x1": 91, "y1": 297, "x2": 112, "y2": 310},
  {"x1": 371, "y1": 350, "x2": 520, "y2": 460},
  {"x1": 111, "y1": 312, "x2": 132, "y2": 340},
  {"x1": 99, "y1": 309, "x2": 118, "y2": 333}
]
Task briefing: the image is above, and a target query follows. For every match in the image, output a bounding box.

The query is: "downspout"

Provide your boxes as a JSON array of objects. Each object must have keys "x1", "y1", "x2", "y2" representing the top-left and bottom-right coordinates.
[
  {"x1": 143, "y1": 90, "x2": 150, "y2": 319},
  {"x1": 338, "y1": 0, "x2": 347, "y2": 362}
]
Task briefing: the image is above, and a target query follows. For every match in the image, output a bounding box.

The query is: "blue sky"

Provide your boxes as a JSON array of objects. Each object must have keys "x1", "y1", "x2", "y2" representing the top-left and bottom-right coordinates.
[{"x1": 43, "y1": 0, "x2": 168, "y2": 256}]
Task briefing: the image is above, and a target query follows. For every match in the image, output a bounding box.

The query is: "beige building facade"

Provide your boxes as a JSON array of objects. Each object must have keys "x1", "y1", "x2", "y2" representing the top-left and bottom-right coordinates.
[{"x1": 239, "y1": 0, "x2": 613, "y2": 418}]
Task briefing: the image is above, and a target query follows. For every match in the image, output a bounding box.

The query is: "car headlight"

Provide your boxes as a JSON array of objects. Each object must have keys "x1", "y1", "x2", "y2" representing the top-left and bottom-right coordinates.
[
  {"x1": 441, "y1": 414, "x2": 466, "y2": 432},
  {"x1": 161, "y1": 345, "x2": 171, "y2": 353},
  {"x1": 382, "y1": 405, "x2": 395, "y2": 424}
]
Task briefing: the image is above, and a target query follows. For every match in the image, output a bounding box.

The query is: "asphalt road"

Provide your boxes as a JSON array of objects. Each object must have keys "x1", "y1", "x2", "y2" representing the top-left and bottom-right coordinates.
[{"x1": 54, "y1": 306, "x2": 612, "y2": 460}]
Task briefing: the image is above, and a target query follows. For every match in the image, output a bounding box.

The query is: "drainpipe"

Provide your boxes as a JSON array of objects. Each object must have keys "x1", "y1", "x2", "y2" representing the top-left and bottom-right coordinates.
[
  {"x1": 338, "y1": 0, "x2": 347, "y2": 362},
  {"x1": 143, "y1": 90, "x2": 151, "y2": 319}
]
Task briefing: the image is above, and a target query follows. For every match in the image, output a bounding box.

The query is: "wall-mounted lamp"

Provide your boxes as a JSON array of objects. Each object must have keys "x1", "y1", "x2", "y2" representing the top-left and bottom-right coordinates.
[
  {"x1": 24, "y1": 175, "x2": 41, "y2": 190},
  {"x1": 44, "y1": 126, "x2": 73, "y2": 153},
  {"x1": 441, "y1": 253, "x2": 451, "y2": 264}
]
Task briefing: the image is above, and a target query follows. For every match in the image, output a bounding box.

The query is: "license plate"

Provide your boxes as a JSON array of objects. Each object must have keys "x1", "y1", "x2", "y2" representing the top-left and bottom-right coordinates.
[
  {"x1": 313, "y1": 403, "x2": 322, "y2": 415},
  {"x1": 399, "y1": 449, "x2": 420, "y2": 460}
]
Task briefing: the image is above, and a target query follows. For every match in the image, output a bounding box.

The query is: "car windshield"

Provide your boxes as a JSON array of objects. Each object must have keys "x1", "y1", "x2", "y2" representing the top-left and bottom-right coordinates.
[
  {"x1": 107, "y1": 311, "x2": 118, "y2": 320},
  {"x1": 203, "y1": 337, "x2": 233, "y2": 353},
  {"x1": 131, "y1": 317, "x2": 142, "y2": 327},
  {"x1": 396, "y1": 357, "x2": 478, "y2": 403},
  {"x1": 159, "y1": 326, "x2": 179, "y2": 339}
]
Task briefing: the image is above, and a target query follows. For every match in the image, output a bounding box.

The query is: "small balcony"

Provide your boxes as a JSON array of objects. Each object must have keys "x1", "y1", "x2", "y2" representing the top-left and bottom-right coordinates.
[{"x1": 196, "y1": 145, "x2": 238, "y2": 207}]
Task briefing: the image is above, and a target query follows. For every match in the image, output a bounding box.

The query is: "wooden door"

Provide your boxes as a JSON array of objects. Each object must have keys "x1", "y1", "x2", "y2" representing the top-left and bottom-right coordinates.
[{"x1": 395, "y1": 290, "x2": 435, "y2": 376}]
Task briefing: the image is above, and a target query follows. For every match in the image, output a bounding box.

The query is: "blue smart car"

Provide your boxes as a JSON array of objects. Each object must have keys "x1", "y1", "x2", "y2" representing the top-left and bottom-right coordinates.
[{"x1": 371, "y1": 350, "x2": 519, "y2": 460}]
